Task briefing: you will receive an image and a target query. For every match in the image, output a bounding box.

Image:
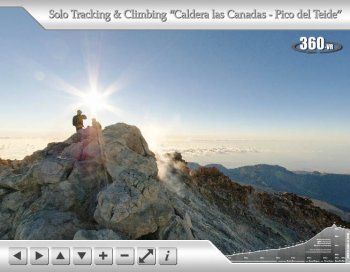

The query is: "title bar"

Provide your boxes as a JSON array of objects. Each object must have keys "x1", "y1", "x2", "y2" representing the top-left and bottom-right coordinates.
[{"x1": 1, "y1": 0, "x2": 350, "y2": 29}]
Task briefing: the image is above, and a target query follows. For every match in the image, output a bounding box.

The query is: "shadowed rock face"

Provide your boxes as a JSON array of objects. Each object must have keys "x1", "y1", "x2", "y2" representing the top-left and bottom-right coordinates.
[
  {"x1": 0, "y1": 123, "x2": 348, "y2": 254},
  {"x1": 188, "y1": 167, "x2": 349, "y2": 253}
]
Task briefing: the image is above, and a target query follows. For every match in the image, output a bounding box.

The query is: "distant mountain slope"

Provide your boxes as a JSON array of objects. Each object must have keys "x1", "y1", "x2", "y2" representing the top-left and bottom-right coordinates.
[
  {"x1": 189, "y1": 163, "x2": 350, "y2": 212},
  {"x1": 311, "y1": 199, "x2": 350, "y2": 222}
]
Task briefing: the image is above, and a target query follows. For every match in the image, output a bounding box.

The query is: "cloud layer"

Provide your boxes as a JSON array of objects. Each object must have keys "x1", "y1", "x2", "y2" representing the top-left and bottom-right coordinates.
[{"x1": 160, "y1": 146, "x2": 260, "y2": 156}]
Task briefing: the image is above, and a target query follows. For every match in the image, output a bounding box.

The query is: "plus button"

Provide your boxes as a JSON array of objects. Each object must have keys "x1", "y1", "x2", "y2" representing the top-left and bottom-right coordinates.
[{"x1": 99, "y1": 252, "x2": 108, "y2": 260}]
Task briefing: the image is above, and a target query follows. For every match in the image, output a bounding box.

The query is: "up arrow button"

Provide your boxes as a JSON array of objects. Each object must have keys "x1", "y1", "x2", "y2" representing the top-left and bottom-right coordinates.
[
  {"x1": 52, "y1": 248, "x2": 70, "y2": 265},
  {"x1": 56, "y1": 252, "x2": 65, "y2": 260}
]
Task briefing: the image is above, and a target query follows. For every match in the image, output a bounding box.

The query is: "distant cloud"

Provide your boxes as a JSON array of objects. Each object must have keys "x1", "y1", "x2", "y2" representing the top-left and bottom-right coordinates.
[
  {"x1": 160, "y1": 146, "x2": 260, "y2": 156},
  {"x1": 0, "y1": 137, "x2": 57, "y2": 160}
]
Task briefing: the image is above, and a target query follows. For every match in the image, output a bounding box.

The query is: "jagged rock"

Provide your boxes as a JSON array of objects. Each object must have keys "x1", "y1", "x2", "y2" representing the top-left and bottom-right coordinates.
[
  {"x1": 0, "y1": 123, "x2": 173, "y2": 241},
  {"x1": 60, "y1": 142, "x2": 84, "y2": 160},
  {"x1": 74, "y1": 229, "x2": 125, "y2": 240},
  {"x1": 0, "y1": 210, "x2": 13, "y2": 238},
  {"x1": 33, "y1": 158, "x2": 75, "y2": 184},
  {"x1": 158, "y1": 215, "x2": 195, "y2": 240},
  {"x1": 0, "y1": 188, "x2": 10, "y2": 199},
  {"x1": 29, "y1": 162, "x2": 106, "y2": 222},
  {"x1": 2, "y1": 191, "x2": 33, "y2": 212},
  {"x1": 0, "y1": 168, "x2": 26, "y2": 190},
  {"x1": 14, "y1": 210, "x2": 82, "y2": 239},
  {"x1": 45, "y1": 142, "x2": 70, "y2": 157},
  {"x1": 0, "y1": 189, "x2": 40, "y2": 239},
  {"x1": 103, "y1": 123, "x2": 154, "y2": 156},
  {"x1": 64, "y1": 132, "x2": 82, "y2": 145},
  {"x1": 0, "y1": 158, "x2": 74, "y2": 191},
  {"x1": 0, "y1": 159, "x2": 15, "y2": 172},
  {"x1": 30, "y1": 180, "x2": 77, "y2": 212},
  {"x1": 61, "y1": 128, "x2": 103, "y2": 162}
]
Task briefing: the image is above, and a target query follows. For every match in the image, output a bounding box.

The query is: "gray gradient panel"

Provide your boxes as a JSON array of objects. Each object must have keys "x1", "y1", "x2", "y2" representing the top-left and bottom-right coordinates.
[
  {"x1": 228, "y1": 225, "x2": 349, "y2": 263},
  {"x1": 1, "y1": 238, "x2": 350, "y2": 272},
  {"x1": 0, "y1": 0, "x2": 350, "y2": 29},
  {"x1": 1, "y1": 240, "x2": 231, "y2": 272}
]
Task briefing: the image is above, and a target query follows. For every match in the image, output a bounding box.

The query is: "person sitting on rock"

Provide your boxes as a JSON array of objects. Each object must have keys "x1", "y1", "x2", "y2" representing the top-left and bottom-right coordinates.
[
  {"x1": 72, "y1": 110, "x2": 87, "y2": 132},
  {"x1": 92, "y1": 118, "x2": 102, "y2": 130}
]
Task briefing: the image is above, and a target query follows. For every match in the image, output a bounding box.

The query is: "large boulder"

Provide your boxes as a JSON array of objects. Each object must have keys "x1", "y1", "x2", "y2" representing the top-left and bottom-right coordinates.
[
  {"x1": 94, "y1": 169, "x2": 173, "y2": 239},
  {"x1": 102, "y1": 123, "x2": 157, "y2": 179}
]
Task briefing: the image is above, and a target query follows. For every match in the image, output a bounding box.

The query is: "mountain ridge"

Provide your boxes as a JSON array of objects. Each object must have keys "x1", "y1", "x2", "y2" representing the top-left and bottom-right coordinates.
[
  {"x1": 0, "y1": 123, "x2": 349, "y2": 255},
  {"x1": 188, "y1": 162, "x2": 350, "y2": 213}
]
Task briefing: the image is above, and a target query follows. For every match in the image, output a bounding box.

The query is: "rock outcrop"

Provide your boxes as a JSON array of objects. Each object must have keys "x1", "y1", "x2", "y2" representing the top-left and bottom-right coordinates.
[
  {"x1": 0, "y1": 123, "x2": 349, "y2": 254},
  {"x1": 0, "y1": 123, "x2": 191, "y2": 241}
]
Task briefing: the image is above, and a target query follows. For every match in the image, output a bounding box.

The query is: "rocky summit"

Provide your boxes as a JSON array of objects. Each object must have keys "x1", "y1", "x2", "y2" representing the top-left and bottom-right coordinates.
[{"x1": 0, "y1": 123, "x2": 348, "y2": 254}]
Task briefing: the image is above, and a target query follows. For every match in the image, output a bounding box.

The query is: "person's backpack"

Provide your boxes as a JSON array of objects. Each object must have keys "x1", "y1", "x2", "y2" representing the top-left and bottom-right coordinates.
[{"x1": 72, "y1": 116, "x2": 78, "y2": 126}]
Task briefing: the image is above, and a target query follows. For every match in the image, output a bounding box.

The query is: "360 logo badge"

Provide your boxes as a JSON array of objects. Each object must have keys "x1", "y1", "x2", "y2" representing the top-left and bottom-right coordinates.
[{"x1": 292, "y1": 37, "x2": 343, "y2": 54}]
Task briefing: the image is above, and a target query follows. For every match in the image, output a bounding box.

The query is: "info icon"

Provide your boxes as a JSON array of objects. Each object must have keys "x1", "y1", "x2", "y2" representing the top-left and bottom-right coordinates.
[{"x1": 159, "y1": 248, "x2": 177, "y2": 265}]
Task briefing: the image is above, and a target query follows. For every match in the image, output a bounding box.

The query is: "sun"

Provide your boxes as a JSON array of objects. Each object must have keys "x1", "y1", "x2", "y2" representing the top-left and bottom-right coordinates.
[{"x1": 82, "y1": 90, "x2": 106, "y2": 116}]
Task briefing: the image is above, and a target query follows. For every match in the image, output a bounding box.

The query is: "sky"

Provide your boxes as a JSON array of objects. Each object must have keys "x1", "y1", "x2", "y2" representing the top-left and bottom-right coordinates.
[{"x1": 0, "y1": 8, "x2": 349, "y2": 173}]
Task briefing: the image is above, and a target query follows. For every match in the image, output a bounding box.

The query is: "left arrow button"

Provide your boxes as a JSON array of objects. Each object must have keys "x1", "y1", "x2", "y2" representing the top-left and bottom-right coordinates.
[
  {"x1": 14, "y1": 252, "x2": 22, "y2": 260},
  {"x1": 9, "y1": 248, "x2": 27, "y2": 265}
]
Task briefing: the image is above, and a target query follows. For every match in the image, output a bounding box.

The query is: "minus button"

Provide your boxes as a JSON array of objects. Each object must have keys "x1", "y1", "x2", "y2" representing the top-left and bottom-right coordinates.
[
  {"x1": 116, "y1": 248, "x2": 134, "y2": 265},
  {"x1": 120, "y1": 254, "x2": 129, "y2": 257}
]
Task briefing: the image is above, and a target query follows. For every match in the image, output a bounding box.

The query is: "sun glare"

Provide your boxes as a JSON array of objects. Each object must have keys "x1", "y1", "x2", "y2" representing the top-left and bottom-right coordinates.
[
  {"x1": 46, "y1": 60, "x2": 124, "y2": 119},
  {"x1": 82, "y1": 90, "x2": 106, "y2": 116}
]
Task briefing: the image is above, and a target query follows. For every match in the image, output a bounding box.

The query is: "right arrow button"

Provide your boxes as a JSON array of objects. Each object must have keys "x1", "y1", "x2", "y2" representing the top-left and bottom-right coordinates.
[
  {"x1": 35, "y1": 251, "x2": 43, "y2": 260},
  {"x1": 30, "y1": 248, "x2": 49, "y2": 265}
]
